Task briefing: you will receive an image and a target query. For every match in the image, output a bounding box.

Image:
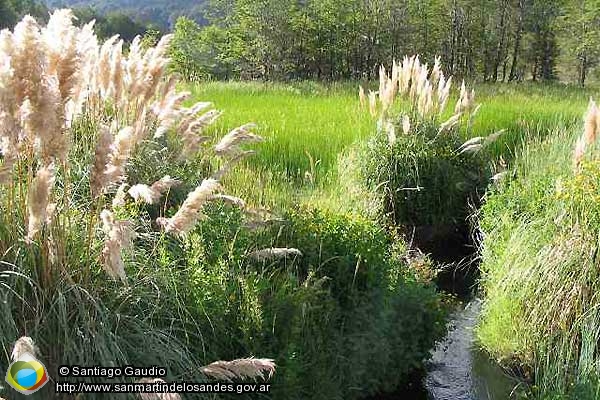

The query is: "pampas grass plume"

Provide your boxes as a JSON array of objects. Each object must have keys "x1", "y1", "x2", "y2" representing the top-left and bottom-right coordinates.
[
  {"x1": 359, "y1": 85, "x2": 366, "y2": 107},
  {"x1": 584, "y1": 99, "x2": 598, "y2": 145},
  {"x1": 100, "y1": 209, "x2": 135, "y2": 283},
  {"x1": 103, "y1": 126, "x2": 135, "y2": 189},
  {"x1": 574, "y1": 134, "x2": 587, "y2": 171},
  {"x1": 90, "y1": 124, "x2": 114, "y2": 198},
  {"x1": 210, "y1": 194, "x2": 246, "y2": 208},
  {"x1": 402, "y1": 115, "x2": 411, "y2": 135},
  {"x1": 215, "y1": 123, "x2": 262, "y2": 156},
  {"x1": 27, "y1": 164, "x2": 56, "y2": 242},
  {"x1": 248, "y1": 248, "x2": 302, "y2": 262},
  {"x1": 128, "y1": 176, "x2": 180, "y2": 204},
  {"x1": 368, "y1": 90, "x2": 378, "y2": 117},
  {"x1": 11, "y1": 336, "x2": 39, "y2": 361},
  {"x1": 156, "y1": 178, "x2": 221, "y2": 235},
  {"x1": 201, "y1": 358, "x2": 276, "y2": 382}
]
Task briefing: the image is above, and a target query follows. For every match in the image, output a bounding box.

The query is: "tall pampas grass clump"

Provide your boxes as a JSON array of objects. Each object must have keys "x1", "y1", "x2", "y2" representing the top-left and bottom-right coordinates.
[
  {"x1": 0, "y1": 9, "x2": 263, "y2": 283},
  {"x1": 0, "y1": 11, "x2": 274, "y2": 397},
  {"x1": 356, "y1": 56, "x2": 494, "y2": 227},
  {"x1": 359, "y1": 55, "x2": 482, "y2": 144}
]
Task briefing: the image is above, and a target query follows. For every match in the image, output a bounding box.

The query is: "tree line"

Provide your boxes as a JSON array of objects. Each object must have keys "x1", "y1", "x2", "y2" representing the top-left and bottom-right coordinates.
[{"x1": 169, "y1": 0, "x2": 600, "y2": 85}]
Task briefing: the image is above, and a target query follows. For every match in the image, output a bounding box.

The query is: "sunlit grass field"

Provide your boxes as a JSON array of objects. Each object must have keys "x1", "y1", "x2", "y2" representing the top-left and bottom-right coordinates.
[
  {"x1": 188, "y1": 81, "x2": 372, "y2": 176},
  {"x1": 187, "y1": 80, "x2": 594, "y2": 209}
]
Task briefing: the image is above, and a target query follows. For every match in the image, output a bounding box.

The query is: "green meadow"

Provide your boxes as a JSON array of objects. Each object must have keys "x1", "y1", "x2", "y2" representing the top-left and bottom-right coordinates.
[{"x1": 187, "y1": 81, "x2": 592, "y2": 206}]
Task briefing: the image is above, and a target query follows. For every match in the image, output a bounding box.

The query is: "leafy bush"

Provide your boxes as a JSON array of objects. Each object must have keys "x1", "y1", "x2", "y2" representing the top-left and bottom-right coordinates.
[
  {"x1": 172, "y1": 205, "x2": 448, "y2": 400},
  {"x1": 169, "y1": 17, "x2": 251, "y2": 81}
]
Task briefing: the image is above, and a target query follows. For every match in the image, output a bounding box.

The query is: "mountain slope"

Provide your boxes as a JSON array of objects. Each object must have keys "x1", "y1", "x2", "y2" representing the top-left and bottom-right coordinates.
[{"x1": 44, "y1": 0, "x2": 208, "y2": 29}]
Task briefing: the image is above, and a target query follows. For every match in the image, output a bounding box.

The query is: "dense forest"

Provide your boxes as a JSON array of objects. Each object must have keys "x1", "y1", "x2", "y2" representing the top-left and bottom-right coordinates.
[
  {"x1": 4, "y1": 0, "x2": 600, "y2": 85},
  {"x1": 168, "y1": 0, "x2": 600, "y2": 84}
]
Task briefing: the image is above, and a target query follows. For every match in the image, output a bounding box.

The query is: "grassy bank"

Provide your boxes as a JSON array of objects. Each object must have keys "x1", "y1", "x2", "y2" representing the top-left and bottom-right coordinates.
[{"x1": 477, "y1": 103, "x2": 600, "y2": 399}]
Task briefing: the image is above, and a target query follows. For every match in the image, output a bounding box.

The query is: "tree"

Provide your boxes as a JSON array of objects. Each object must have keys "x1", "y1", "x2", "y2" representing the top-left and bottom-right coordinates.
[
  {"x1": 0, "y1": 0, "x2": 18, "y2": 30},
  {"x1": 169, "y1": 17, "x2": 206, "y2": 80},
  {"x1": 559, "y1": 0, "x2": 600, "y2": 86}
]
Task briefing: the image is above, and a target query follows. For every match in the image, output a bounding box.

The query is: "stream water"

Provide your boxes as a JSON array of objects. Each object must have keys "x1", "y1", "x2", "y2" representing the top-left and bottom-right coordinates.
[
  {"x1": 372, "y1": 225, "x2": 524, "y2": 400},
  {"x1": 424, "y1": 298, "x2": 521, "y2": 400},
  {"x1": 372, "y1": 297, "x2": 523, "y2": 400}
]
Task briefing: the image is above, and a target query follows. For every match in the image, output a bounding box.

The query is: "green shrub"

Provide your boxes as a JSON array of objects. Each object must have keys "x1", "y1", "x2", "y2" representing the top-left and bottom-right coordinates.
[
  {"x1": 183, "y1": 206, "x2": 448, "y2": 399},
  {"x1": 360, "y1": 119, "x2": 486, "y2": 226}
]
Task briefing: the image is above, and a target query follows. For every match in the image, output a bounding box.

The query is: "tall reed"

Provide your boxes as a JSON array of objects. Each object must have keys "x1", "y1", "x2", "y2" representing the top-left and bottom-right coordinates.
[{"x1": 0, "y1": 10, "x2": 263, "y2": 285}]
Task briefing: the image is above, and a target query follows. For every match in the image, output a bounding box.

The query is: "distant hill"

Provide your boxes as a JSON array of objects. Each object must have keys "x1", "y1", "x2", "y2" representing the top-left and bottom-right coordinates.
[{"x1": 43, "y1": 0, "x2": 208, "y2": 30}]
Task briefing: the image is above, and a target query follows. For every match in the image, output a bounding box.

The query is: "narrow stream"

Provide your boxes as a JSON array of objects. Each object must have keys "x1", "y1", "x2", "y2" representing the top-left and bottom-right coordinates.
[
  {"x1": 371, "y1": 224, "x2": 524, "y2": 400},
  {"x1": 424, "y1": 298, "x2": 521, "y2": 400}
]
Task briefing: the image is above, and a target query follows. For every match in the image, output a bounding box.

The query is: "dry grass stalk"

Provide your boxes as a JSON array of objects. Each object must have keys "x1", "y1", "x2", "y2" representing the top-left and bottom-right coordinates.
[
  {"x1": 438, "y1": 113, "x2": 462, "y2": 134},
  {"x1": 102, "y1": 126, "x2": 135, "y2": 192},
  {"x1": 210, "y1": 194, "x2": 246, "y2": 208},
  {"x1": 574, "y1": 135, "x2": 587, "y2": 171},
  {"x1": 574, "y1": 98, "x2": 600, "y2": 172},
  {"x1": 247, "y1": 248, "x2": 302, "y2": 262},
  {"x1": 455, "y1": 80, "x2": 477, "y2": 115},
  {"x1": 42, "y1": 9, "x2": 79, "y2": 102},
  {"x1": 402, "y1": 115, "x2": 411, "y2": 135},
  {"x1": 156, "y1": 179, "x2": 221, "y2": 235},
  {"x1": 458, "y1": 136, "x2": 484, "y2": 155},
  {"x1": 384, "y1": 120, "x2": 396, "y2": 145},
  {"x1": 212, "y1": 150, "x2": 255, "y2": 180},
  {"x1": 27, "y1": 165, "x2": 56, "y2": 243},
  {"x1": 201, "y1": 358, "x2": 276, "y2": 382},
  {"x1": 458, "y1": 130, "x2": 505, "y2": 155},
  {"x1": 112, "y1": 183, "x2": 129, "y2": 208},
  {"x1": 90, "y1": 124, "x2": 114, "y2": 198},
  {"x1": 243, "y1": 207, "x2": 283, "y2": 230},
  {"x1": 584, "y1": 99, "x2": 599, "y2": 145},
  {"x1": 215, "y1": 124, "x2": 263, "y2": 157},
  {"x1": 358, "y1": 85, "x2": 366, "y2": 108},
  {"x1": 100, "y1": 210, "x2": 135, "y2": 283},
  {"x1": 128, "y1": 176, "x2": 181, "y2": 205},
  {"x1": 180, "y1": 109, "x2": 220, "y2": 159}
]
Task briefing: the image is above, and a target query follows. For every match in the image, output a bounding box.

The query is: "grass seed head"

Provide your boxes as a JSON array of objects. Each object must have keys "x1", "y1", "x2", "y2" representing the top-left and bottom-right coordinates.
[
  {"x1": 584, "y1": 98, "x2": 598, "y2": 145},
  {"x1": 27, "y1": 164, "x2": 56, "y2": 243},
  {"x1": 201, "y1": 358, "x2": 276, "y2": 382},
  {"x1": 157, "y1": 178, "x2": 221, "y2": 235},
  {"x1": 11, "y1": 336, "x2": 39, "y2": 361}
]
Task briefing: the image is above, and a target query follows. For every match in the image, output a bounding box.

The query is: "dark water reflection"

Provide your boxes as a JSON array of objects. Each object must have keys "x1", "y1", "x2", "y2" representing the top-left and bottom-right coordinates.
[
  {"x1": 425, "y1": 299, "x2": 521, "y2": 400},
  {"x1": 369, "y1": 299, "x2": 523, "y2": 400}
]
